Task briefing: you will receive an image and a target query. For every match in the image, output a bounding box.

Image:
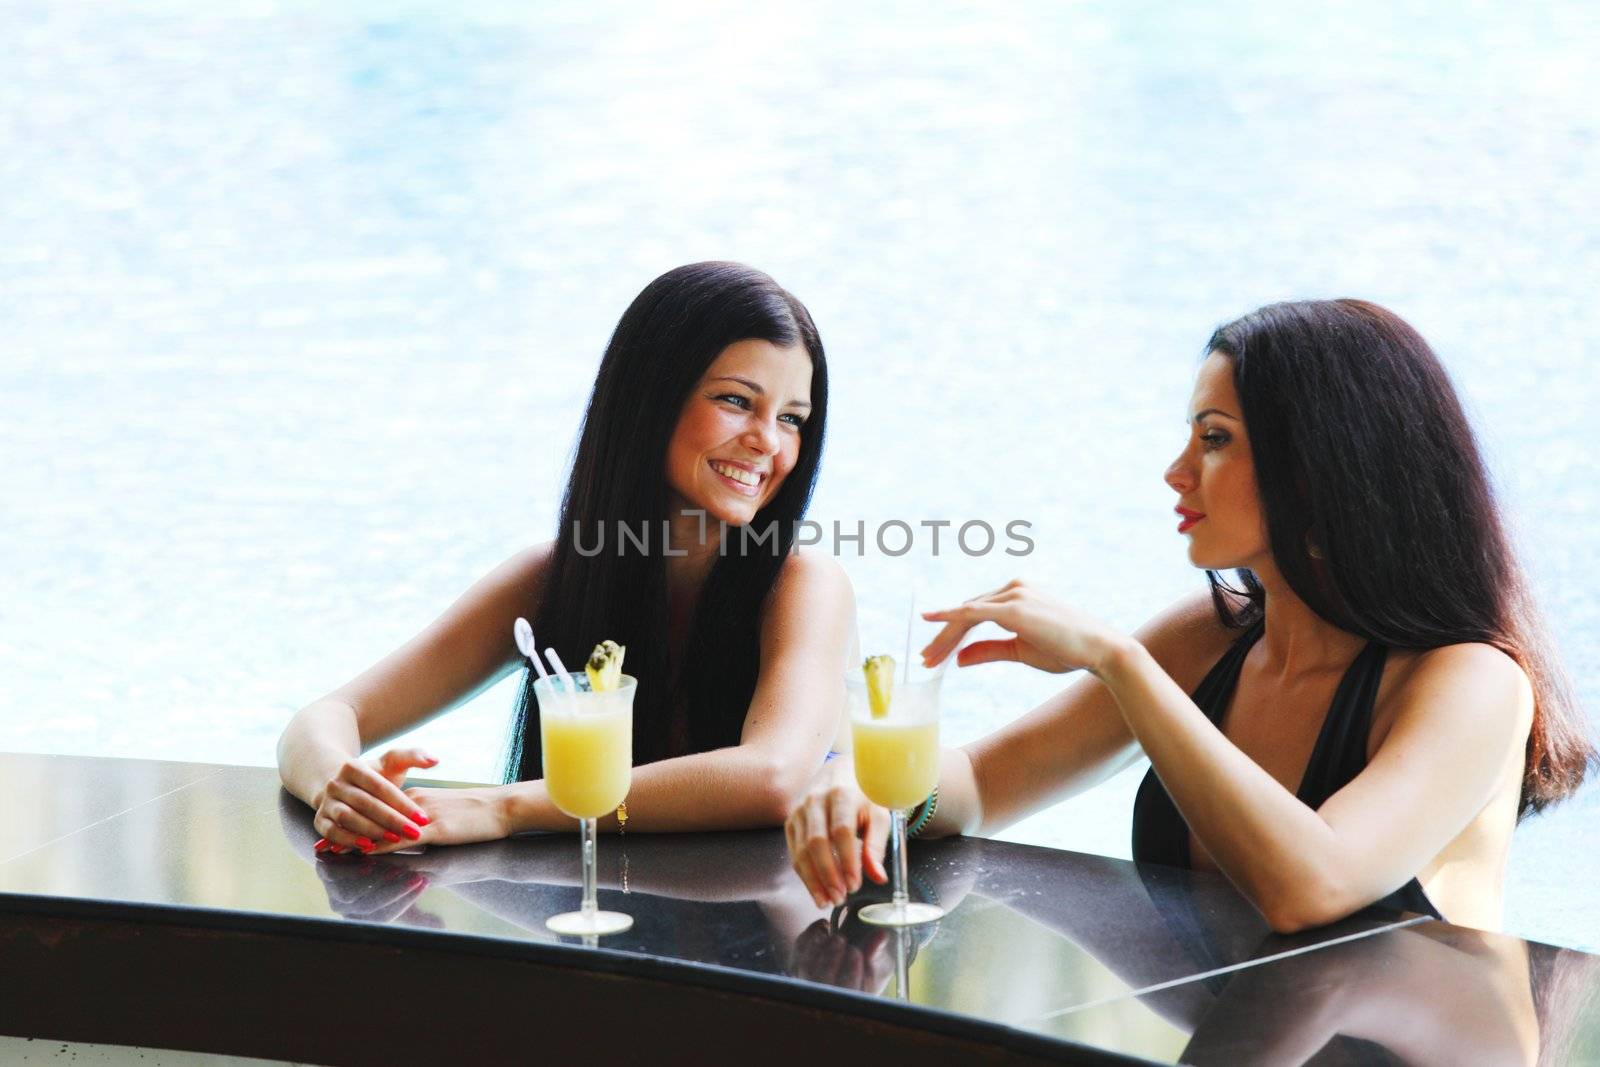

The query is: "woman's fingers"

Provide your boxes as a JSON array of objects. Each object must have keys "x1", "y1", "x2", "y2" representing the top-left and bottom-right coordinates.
[
  {"x1": 364, "y1": 765, "x2": 433, "y2": 825},
  {"x1": 922, "y1": 594, "x2": 1034, "y2": 665},
  {"x1": 800, "y1": 793, "x2": 847, "y2": 905},
  {"x1": 327, "y1": 758, "x2": 431, "y2": 828},
  {"x1": 787, "y1": 815, "x2": 832, "y2": 908},
  {"x1": 956, "y1": 637, "x2": 1022, "y2": 667},
  {"x1": 920, "y1": 587, "x2": 1025, "y2": 664},
  {"x1": 326, "y1": 779, "x2": 425, "y2": 840},
  {"x1": 919, "y1": 616, "x2": 975, "y2": 666},
  {"x1": 792, "y1": 850, "x2": 830, "y2": 909},
  {"x1": 861, "y1": 804, "x2": 890, "y2": 884},
  {"x1": 827, "y1": 786, "x2": 865, "y2": 891},
  {"x1": 315, "y1": 801, "x2": 387, "y2": 852},
  {"x1": 922, "y1": 580, "x2": 1021, "y2": 623},
  {"x1": 401, "y1": 787, "x2": 434, "y2": 826},
  {"x1": 377, "y1": 748, "x2": 438, "y2": 785}
]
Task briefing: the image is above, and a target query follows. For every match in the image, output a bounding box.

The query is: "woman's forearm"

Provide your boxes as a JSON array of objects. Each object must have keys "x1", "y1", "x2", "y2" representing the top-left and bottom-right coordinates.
[
  {"x1": 504, "y1": 743, "x2": 809, "y2": 833},
  {"x1": 1094, "y1": 638, "x2": 1339, "y2": 921},
  {"x1": 277, "y1": 699, "x2": 364, "y2": 807},
  {"x1": 923, "y1": 747, "x2": 982, "y2": 837}
]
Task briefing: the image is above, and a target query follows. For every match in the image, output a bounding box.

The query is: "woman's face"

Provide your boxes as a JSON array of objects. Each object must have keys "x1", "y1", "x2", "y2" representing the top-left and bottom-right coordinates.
[
  {"x1": 1164, "y1": 351, "x2": 1269, "y2": 571},
  {"x1": 665, "y1": 338, "x2": 814, "y2": 527}
]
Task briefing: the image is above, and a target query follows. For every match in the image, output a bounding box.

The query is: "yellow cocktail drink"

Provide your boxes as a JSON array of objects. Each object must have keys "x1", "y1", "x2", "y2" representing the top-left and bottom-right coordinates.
[
  {"x1": 529, "y1": 657, "x2": 636, "y2": 938},
  {"x1": 851, "y1": 719, "x2": 939, "y2": 810},
  {"x1": 541, "y1": 702, "x2": 632, "y2": 818},
  {"x1": 844, "y1": 660, "x2": 946, "y2": 928}
]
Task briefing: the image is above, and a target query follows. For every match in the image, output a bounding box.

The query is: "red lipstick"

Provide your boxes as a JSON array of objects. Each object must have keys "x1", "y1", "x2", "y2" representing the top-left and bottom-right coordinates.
[{"x1": 1175, "y1": 506, "x2": 1204, "y2": 534}]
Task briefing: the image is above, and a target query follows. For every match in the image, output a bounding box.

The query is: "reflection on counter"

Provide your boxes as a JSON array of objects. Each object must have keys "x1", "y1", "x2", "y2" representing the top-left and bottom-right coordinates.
[
  {"x1": 4, "y1": 757, "x2": 1597, "y2": 1066},
  {"x1": 1050, "y1": 920, "x2": 1600, "y2": 1065}
]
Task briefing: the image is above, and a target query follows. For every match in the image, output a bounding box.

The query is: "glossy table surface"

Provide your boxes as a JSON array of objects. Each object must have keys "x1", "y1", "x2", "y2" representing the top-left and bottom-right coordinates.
[{"x1": 2, "y1": 753, "x2": 1596, "y2": 1064}]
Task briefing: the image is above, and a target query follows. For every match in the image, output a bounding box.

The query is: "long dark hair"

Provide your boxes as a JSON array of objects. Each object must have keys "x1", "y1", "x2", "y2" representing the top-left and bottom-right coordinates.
[
  {"x1": 505, "y1": 262, "x2": 828, "y2": 783},
  {"x1": 1203, "y1": 299, "x2": 1590, "y2": 817}
]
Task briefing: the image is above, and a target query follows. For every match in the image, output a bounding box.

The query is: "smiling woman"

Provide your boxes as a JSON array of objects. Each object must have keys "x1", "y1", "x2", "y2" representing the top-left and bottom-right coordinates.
[
  {"x1": 668, "y1": 338, "x2": 815, "y2": 520},
  {"x1": 276, "y1": 262, "x2": 855, "y2": 857}
]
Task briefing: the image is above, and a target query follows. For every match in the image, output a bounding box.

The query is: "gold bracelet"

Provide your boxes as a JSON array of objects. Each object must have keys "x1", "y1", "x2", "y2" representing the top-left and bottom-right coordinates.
[{"x1": 616, "y1": 800, "x2": 628, "y2": 835}]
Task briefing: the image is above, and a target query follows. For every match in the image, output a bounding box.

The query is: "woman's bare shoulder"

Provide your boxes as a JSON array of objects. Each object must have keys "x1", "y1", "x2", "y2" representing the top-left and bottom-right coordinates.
[
  {"x1": 1132, "y1": 587, "x2": 1242, "y2": 693},
  {"x1": 772, "y1": 546, "x2": 852, "y2": 597},
  {"x1": 456, "y1": 540, "x2": 556, "y2": 621},
  {"x1": 1383, "y1": 641, "x2": 1533, "y2": 730},
  {"x1": 504, "y1": 539, "x2": 556, "y2": 586},
  {"x1": 476, "y1": 539, "x2": 555, "y2": 595},
  {"x1": 761, "y1": 548, "x2": 855, "y2": 635}
]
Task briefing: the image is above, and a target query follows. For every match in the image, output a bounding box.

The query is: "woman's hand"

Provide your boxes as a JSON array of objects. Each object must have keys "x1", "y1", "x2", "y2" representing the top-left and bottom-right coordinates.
[
  {"x1": 785, "y1": 761, "x2": 891, "y2": 908},
  {"x1": 319, "y1": 779, "x2": 515, "y2": 857},
  {"x1": 398, "y1": 784, "x2": 514, "y2": 848},
  {"x1": 313, "y1": 748, "x2": 437, "y2": 855},
  {"x1": 920, "y1": 579, "x2": 1128, "y2": 675}
]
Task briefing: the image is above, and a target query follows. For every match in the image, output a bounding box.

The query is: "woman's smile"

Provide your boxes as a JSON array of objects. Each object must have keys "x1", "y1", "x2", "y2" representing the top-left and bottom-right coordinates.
[{"x1": 708, "y1": 458, "x2": 767, "y2": 495}]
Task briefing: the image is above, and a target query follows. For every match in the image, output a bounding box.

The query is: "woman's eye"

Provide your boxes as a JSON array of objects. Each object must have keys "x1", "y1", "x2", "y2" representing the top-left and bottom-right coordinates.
[
  {"x1": 779, "y1": 413, "x2": 805, "y2": 428},
  {"x1": 715, "y1": 394, "x2": 751, "y2": 409},
  {"x1": 1200, "y1": 431, "x2": 1229, "y2": 448}
]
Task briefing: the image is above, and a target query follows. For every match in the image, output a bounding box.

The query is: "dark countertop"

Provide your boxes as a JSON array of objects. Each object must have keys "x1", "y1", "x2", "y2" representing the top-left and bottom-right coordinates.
[{"x1": 2, "y1": 752, "x2": 1595, "y2": 1065}]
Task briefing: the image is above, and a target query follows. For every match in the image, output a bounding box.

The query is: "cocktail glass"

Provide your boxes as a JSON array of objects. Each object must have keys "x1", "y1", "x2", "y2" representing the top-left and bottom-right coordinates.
[
  {"x1": 846, "y1": 669, "x2": 945, "y2": 926},
  {"x1": 535, "y1": 672, "x2": 635, "y2": 936}
]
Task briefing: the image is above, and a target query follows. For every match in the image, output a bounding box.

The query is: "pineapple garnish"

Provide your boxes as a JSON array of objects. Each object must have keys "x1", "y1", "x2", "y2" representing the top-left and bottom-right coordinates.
[
  {"x1": 862, "y1": 655, "x2": 896, "y2": 719},
  {"x1": 585, "y1": 640, "x2": 626, "y2": 692}
]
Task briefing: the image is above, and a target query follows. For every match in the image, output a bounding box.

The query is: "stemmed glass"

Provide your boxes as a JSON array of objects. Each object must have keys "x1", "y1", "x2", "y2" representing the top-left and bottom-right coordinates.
[
  {"x1": 845, "y1": 667, "x2": 945, "y2": 926},
  {"x1": 534, "y1": 672, "x2": 636, "y2": 936}
]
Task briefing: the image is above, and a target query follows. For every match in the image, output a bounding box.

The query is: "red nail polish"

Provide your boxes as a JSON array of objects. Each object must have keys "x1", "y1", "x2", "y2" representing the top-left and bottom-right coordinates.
[
  {"x1": 314, "y1": 839, "x2": 329, "y2": 852},
  {"x1": 412, "y1": 813, "x2": 430, "y2": 826},
  {"x1": 329, "y1": 845, "x2": 346, "y2": 854},
  {"x1": 355, "y1": 837, "x2": 374, "y2": 851},
  {"x1": 383, "y1": 831, "x2": 401, "y2": 843},
  {"x1": 401, "y1": 824, "x2": 421, "y2": 840}
]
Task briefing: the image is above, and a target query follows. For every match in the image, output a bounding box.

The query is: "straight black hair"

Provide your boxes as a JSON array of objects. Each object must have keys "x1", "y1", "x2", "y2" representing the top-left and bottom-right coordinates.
[
  {"x1": 1204, "y1": 299, "x2": 1590, "y2": 818},
  {"x1": 505, "y1": 262, "x2": 827, "y2": 783}
]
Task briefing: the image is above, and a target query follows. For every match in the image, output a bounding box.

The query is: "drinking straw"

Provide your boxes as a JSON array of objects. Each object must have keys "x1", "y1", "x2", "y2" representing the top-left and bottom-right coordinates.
[
  {"x1": 544, "y1": 648, "x2": 576, "y2": 692},
  {"x1": 902, "y1": 584, "x2": 916, "y2": 684}
]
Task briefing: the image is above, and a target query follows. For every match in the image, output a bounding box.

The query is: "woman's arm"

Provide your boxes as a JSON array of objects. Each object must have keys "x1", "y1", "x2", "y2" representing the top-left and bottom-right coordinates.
[
  {"x1": 276, "y1": 543, "x2": 549, "y2": 846},
  {"x1": 1098, "y1": 637, "x2": 1530, "y2": 932},
  {"x1": 786, "y1": 591, "x2": 1230, "y2": 905},
  {"x1": 928, "y1": 589, "x2": 1229, "y2": 837},
  {"x1": 497, "y1": 547, "x2": 856, "y2": 834},
  {"x1": 922, "y1": 580, "x2": 1533, "y2": 933}
]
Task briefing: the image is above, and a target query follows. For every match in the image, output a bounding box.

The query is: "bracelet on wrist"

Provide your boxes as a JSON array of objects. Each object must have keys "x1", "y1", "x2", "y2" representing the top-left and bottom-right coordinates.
[{"x1": 906, "y1": 786, "x2": 939, "y2": 838}]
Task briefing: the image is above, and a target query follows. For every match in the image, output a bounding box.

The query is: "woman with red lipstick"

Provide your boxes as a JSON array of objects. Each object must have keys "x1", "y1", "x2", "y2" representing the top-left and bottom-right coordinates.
[
  {"x1": 787, "y1": 299, "x2": 1591, "y2": 932},
  {"x1": 280, "y1": 262, "x2": 854, "y2": 855}
]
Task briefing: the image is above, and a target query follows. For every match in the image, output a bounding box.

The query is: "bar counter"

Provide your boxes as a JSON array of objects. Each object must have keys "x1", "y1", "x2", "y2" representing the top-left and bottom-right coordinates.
[{"x1": 2, "y1": 753, "x2": 1595, "y2": 1064}]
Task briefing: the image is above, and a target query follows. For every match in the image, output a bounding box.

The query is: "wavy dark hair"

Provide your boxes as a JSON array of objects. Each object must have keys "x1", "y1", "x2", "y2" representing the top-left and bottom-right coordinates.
[
  {"x1": 505, "y1": 262, "x2": 827, "y2": 783},
  {"x1": 1203, "y1": 299, "x2": 1590, "y2": 818}
]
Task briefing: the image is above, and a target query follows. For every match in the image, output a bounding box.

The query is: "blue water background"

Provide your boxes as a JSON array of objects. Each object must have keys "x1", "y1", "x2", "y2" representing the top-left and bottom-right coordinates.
[{"x1": 1, "y1": 2, "x2": 1595, "y2": 949}]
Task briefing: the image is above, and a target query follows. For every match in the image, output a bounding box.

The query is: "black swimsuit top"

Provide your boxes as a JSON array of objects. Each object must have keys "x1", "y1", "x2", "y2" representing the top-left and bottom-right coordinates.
[{"x1": 1131, "y1": 620, "x2": 1443, "y2": 921}]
